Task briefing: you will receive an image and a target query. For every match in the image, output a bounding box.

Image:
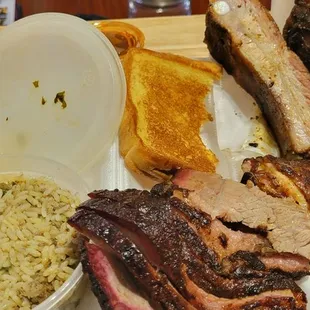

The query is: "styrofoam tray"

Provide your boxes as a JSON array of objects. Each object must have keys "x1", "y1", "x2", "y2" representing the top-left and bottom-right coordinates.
[{"x1": 77, "y1": 67, "x2": 310, "y2": 310}]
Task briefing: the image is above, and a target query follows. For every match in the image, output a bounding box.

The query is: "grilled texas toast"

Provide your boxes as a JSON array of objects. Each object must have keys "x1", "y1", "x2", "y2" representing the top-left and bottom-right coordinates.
[{"x1": 119, "y1": 48, "x2": 222, "y2": 180}]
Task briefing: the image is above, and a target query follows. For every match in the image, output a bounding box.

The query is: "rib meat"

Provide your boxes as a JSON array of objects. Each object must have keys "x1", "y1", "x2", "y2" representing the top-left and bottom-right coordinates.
[
  {"x1": 241, "y1": 155, "x2": 310, "y2": 209},
  {"x1": 70, "y1": 187, "x2": 308, "y2": 309},
  {"x1": 204, "y1": 0, "x2": 310, "y2": 157},
  {"x1": 173, "y1": 169, "x2": 310, "y2": 264}
]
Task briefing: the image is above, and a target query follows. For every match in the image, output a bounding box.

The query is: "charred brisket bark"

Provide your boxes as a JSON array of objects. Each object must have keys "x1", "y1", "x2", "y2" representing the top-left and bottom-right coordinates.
[
  {"x1": 70, "y1": 187, "x2": 308, "y2": 309},
  {"x1": 241, "y1": 155, "x2": 310, "y2": 209},
  {"x1": 70, "y1": 209, "x2": 192, "y2": 310}
]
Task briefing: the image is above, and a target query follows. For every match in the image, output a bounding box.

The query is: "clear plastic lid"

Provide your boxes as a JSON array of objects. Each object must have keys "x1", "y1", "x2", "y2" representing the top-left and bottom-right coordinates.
[{"x1": 0, "y1": 13, "x2": 126, "y2": 173}]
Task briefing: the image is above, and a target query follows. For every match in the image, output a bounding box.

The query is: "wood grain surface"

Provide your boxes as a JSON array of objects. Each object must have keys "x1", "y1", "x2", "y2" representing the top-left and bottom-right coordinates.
[
  {"x1": 0, "y1": 15, "x2": 210, "y2": 58},
  {"x1": 115, "y1": 15, "x2": 209, "y2": 57}
]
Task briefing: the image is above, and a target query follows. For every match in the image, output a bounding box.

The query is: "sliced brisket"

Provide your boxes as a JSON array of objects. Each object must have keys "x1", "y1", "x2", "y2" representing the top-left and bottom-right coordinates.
[
  {"x1": 80, "y1": 239, "x2": 153, "y2": 310},
  {"x1": 70, "y1": 209, "x2": 192, "y2": 310},
  {"x1": 80, "y1": 241, "x2": 113, "y2": 310},
  {"x1": 259, "y1": 252, "x2": 310, "y2": 279},
  {"x1": 173, "y1": 169, "x2": 310, "y2": 267},
  {"x1": 199, "y1": 218, "x2": 272, "y2": 262},
  {"x1": 71, "y1": 187, "x2": 308, "y2": 309}
]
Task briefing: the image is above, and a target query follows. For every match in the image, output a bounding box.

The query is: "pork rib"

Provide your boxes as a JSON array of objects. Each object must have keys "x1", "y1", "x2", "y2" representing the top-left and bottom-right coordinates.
[{"x1": 204, "y1": 0, "x2": 310, "y2": 157}]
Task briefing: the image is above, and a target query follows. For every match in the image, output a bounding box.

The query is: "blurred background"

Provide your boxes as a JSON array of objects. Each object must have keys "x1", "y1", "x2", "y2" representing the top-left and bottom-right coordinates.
[{"x1": 1, "y1": 0, "x2": 272, "y2": 25}]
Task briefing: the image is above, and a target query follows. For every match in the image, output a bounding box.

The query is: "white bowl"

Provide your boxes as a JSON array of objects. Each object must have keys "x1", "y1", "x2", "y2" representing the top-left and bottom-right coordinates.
[
  {"x1": 0, "y1": 155, "x2": 90, "y2": 310},
  {"x1": 0, "y1": 13, "x2": 126, "y2": 173}
]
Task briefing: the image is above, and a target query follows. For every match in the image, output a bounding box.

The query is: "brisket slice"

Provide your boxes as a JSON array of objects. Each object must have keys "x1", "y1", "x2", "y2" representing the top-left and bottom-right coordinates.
[
  {"x1": 204, "y1": 0, "x2": 310, "y2": 157},
  {"x1": 74, "y1": 188, "x2": 307, "y2": 309},
  {"x1": 173, "y1": 169, "x2": 310, "y2": 272},
  {"x1": 259, "y1": 252, "x2": 310, "y2": 279},
  {"x1": 198, "y1": 218, "x2": 272, "y2": 262},
  {"x1": 221, "y1": 251, "x2": 310, "y2": 280},
  {"x1": 241, "y1": 155, "x2": 310, "y2": 209},
  {"x1": 80, "y1": 240, "x2": 112, "y2": 310},
  {"x1": 70, "y1": 209, "x2": 193, "y2": 310},
  {"x1": 80, "y1": 239, "x2": 153, "y2": 310},
  {"x1": 152, "y1": 184, "x2": 273, "y2": 261}
]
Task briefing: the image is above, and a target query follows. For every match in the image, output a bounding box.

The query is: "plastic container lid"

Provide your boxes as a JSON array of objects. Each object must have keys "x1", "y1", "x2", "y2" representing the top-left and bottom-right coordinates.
[{"x1": 0, "y1": 13, "x2": 126, "y2": 173}]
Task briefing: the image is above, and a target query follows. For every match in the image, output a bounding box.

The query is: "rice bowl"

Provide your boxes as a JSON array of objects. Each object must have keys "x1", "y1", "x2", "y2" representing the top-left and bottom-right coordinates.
[
  {"x1": 0, "y1": 155, "x2": 89, "y2": 310},
  {"x1": 0, "y1": 176, "x2": 81, "y2": 309}
]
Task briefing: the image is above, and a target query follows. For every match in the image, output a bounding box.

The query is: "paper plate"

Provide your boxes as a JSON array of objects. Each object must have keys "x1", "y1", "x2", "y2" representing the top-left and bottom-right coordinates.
[{"x1": 0, "y1": 13, "x2": 126, "y2": 173}]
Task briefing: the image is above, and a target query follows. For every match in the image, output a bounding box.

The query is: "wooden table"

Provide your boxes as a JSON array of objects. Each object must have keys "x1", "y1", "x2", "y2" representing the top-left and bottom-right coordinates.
[
  {"x1": 0, "y1": 15, "x2": 209, "y2": 58},
  {"x1": 112, "y1": 15, "x2": 208, "y2": 57}
]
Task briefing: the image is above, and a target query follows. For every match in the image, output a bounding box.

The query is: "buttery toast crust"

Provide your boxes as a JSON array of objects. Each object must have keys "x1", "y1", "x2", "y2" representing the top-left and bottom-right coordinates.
[{"x1": 120, "y1": 48, "x2": 222, "y2": 180}]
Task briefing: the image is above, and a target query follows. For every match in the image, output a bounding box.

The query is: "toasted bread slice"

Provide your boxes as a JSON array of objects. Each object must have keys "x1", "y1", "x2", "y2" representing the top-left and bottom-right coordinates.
[{"x1": 119, "y1": 48, "x2": 222, "y2": 180}]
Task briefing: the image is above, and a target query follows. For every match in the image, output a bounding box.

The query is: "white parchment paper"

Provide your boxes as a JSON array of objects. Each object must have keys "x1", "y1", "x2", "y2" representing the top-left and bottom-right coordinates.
[{"x1": 200, "y1": 67, "x2": 280, "y2": 182}]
